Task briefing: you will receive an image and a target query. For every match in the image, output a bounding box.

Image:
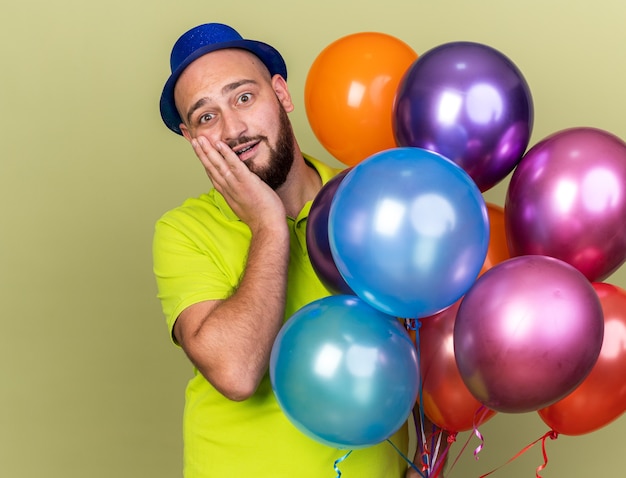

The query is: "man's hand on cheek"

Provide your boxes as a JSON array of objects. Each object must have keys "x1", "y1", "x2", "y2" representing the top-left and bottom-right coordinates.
[{"x1": 191, "y1": 136, "x2": 285, "y2": 229}]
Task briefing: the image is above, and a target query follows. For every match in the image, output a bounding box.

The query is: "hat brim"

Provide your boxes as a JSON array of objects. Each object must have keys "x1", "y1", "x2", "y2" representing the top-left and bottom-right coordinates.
[{"x1": 159, "y1": 39, "x2": 287, "y2": 135}]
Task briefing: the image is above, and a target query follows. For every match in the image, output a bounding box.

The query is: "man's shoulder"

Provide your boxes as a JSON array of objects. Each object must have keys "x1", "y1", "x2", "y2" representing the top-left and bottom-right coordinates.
[
  {"x1": 157, "y1": 188, "x2": 238, "y2": 226},
  {"x1": 303, "y1": 153, "x2": 345, "y2": 184},
  {"x1": 153, "y1": 188, "x2": 250, "y2": 259}
]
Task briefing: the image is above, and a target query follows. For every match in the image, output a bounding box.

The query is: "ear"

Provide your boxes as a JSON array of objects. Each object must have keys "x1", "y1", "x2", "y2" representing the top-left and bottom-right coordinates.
[
  {"x1": 272, "y1": 75, "x2": 294, "y2": 113},
  {"x1": 180, "y1": 123, "x2": 192, "y2": 142}
]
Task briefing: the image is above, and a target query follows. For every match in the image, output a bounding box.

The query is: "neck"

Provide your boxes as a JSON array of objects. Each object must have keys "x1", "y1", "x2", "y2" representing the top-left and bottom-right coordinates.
[{"x1": 277, "y1": 150, "x2": 322, "y2": 218}]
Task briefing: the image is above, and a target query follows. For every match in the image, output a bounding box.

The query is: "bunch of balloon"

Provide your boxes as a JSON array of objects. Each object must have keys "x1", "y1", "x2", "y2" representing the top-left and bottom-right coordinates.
[
  {"x1": 505, "y1": 127, "x2": 626, "y2": 282},
  {"x1": 306, "y1": 169, "x2": 354, "y2": 295},
  {"x1": 392, "y1": 41, "x2": 534, "y2": 192},
  {"x1": 406, "y1": 203, "x2": 509, "y2": 475},
  {"x1": 304, "y1": 32, "x2": 417, "y2": 167},
  {"x1": 269, "y1": 295, "x2": 420, "y2": 449},
  {"x1": 328, "y1": 147, "x2": 490, "y2": 319},
  {"x1": 538, "y1": 282, "x2": 626, "y2": 436},
  {"x1": 454, "y1": 255, "x2": 604, "y2": 414}
]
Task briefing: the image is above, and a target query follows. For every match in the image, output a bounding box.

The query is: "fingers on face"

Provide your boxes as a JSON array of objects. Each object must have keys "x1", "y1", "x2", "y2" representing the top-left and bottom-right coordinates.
[{"x1": 192, "y1": 137, "x2": 238, "y2": 183}]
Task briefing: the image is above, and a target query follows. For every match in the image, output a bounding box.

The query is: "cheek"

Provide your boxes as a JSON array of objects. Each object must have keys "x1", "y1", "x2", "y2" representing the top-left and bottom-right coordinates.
[
  {"x1": 261, "y1": 105, "x2": 285, "y2": 136},
  {"x1": 192, "y1": 125, "x2": 222, "y2": 143}
]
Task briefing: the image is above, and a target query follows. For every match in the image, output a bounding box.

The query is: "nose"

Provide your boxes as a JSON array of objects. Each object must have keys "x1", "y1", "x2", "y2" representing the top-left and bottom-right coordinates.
[{"x1": 221, "y1": 109, "x2": 247, "y2": 142}]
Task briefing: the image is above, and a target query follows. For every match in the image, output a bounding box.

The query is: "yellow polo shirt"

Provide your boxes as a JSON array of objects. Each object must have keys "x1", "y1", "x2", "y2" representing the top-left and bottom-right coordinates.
[{"x1": 153, "y1": 155, "x2": 409, "y2": 477}]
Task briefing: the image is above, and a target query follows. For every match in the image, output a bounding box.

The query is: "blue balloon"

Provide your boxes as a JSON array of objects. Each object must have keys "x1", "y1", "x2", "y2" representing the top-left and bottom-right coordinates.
[
  {"x1": 270, "y1": 295, "x2": 418, "y2": 449},
  {"x1": 329, "y1": 147, "x2": 489, "y2": 319}
]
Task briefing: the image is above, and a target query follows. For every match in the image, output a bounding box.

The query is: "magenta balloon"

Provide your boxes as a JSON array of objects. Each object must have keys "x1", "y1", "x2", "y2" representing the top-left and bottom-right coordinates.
[
  {"x1": 506, "y1": 127, "x2": 626, "y2": 282},
  {"x1": 454, "y1": 255, "x2": 604, "y2": 413},
  {"x1": 393, "y1": 41, "x2": 533, "y2": 192}
]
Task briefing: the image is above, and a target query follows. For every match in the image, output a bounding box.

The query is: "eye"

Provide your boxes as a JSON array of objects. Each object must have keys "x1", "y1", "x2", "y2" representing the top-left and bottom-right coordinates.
[
  {"x1": 237, "y1": 93, "x2": 252, "y2": 105},
  {"x1": 199, "y1": 112, "x2": 214, "y2": 124}
]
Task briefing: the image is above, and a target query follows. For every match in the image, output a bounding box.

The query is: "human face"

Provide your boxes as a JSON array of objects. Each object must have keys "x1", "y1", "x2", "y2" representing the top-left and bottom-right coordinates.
[{"x1": 175, "y1": 49, "x2": 296, "y2": 190}]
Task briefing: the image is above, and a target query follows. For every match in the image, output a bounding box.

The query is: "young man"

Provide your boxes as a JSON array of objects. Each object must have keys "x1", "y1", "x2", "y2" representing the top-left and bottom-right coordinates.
[{"x1": 154, "y1": 22, "x2": 414, "y2": 477}]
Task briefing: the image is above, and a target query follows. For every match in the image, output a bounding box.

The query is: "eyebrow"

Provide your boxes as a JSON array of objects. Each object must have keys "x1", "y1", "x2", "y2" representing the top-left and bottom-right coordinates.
[{"x1": 185, "y1": 79, "x2": 259, "y2": 124}]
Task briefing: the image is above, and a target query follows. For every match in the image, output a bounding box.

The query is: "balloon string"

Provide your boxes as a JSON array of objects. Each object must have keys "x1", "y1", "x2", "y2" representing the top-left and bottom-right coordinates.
[
  {"x1": 387, "y1": 439, "x2": 428, "y2": 478},
  {"x1": 472, "y1": 406, "x2": 490, "y2": 460},
  {"x1": 333, "y1": 450, "x2": 352, "y2": 477},
  {"x1": 478, "y1": 430, "x2": 559, "y2": 478},
  {"x1": 535, "y1": 430, "x2": 558, "y2": 477},
  {"x1": 445, "y1": 431, "x2": 472, "y2": 476},
  {"x1": 429, "y1": 432, "x2": 455, "y2": 478},
  {"x1": 446, "y1": 405, "x2": 491, "y2": 477},
  {"x1": 418, "y1": 425, "x2": 439, "y2": 476},
  {"x1": 473, "y1": 427, "x2": 485, "y2": 459},
  {"x1": 404, "y1": 318, "x2": 418, "y2": 331},
  {"x1": 403, "y1": 318, "x2": 431, "y2": 476},
  {"x1": 404, "y1": 318, "x2": 453, "y2": 478},
  {"x1": 413, "y1": 319, "x2": 431, "y2": 473},
  {"x1": 406, "y1": 318, "x2": 452, "y2": 478},
  {"x1": 431, "y1": 426, "x2": 443, "y2": 467}
]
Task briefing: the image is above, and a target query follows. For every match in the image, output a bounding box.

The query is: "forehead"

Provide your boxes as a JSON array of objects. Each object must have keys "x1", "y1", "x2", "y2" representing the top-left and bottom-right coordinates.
[{"x1": 176, "y1": 49, "x2": 270, "y2": 95}]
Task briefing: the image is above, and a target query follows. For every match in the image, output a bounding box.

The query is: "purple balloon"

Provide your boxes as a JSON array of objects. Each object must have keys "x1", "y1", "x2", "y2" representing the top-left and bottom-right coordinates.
[
  {"x1": 454, "y1": 255, "x2": 604, "y2": 413},
  {"x1": 306, "y1": 169, "x2": 354, "y2": 295},
  {"x1": 506, "y1": 127, "x2": 626, "y2": 282},
  {"x1": 393, "y1": 41, "x2": 533, "y2": 192}
]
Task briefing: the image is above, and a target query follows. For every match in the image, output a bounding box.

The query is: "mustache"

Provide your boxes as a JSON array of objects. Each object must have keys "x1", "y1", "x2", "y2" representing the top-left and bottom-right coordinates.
[{"x1": 226, "y1": 136, "x2": 268, "y2": 149}]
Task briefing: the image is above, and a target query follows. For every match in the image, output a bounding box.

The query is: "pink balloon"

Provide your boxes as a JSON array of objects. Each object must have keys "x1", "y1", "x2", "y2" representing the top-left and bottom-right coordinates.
[
  {"x1": 454, "y1": 255, "x2": 604, "y2": 413},
  {"x1": 505, "y1": 127, "x2": 626, "y2": 282}
]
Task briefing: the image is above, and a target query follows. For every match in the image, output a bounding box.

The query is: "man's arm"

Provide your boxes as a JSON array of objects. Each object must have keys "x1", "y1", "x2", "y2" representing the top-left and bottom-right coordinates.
[
  {"x1": 173, "y1": 222, "x2": 288, "y2": 401},
  {"x1": 173, "y1": 137, "x2": 290, "y2": 401}
]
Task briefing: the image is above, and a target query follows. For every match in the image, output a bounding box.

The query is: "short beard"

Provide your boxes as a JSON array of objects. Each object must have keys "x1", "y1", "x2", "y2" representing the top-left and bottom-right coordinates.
[{"x1": 235, "y1": 105, "x2": 295, "y2": 191}]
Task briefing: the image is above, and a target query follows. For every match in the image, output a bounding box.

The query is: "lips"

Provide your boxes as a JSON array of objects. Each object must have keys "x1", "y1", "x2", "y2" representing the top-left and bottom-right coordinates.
[{"x1": 233, "y1": 140, "x2": 260, "y2": 161}]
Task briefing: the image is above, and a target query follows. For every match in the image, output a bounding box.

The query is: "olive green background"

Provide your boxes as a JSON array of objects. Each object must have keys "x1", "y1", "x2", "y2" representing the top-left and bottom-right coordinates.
[{"x1": 2, "y1": 0, "x2": 625, "y2": 476}]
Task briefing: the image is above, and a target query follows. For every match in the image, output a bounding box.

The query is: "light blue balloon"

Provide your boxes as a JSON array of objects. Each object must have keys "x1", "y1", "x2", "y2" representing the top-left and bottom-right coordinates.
[
  {"x1": 329, "y1": 147, "x2": 489, "y2": 318},
  {"x1": 269, "y1": 295, "x2": 419, "y2": 449}
]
